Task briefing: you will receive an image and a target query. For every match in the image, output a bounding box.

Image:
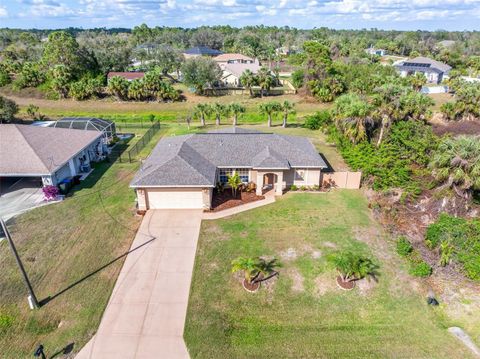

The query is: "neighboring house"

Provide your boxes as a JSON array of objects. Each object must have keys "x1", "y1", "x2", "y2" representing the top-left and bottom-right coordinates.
[
  {"x1": 221, "y1": 60, "x2": 261, "y2": 86},
  {"x1": 366, "y1": 48, "x2": 387, "y2": 56},
  {"x1": 49, "y1": 117, "x2": 117, "y2": 145},
  {"x1": 130, "y1": 128, "x2": 327, "y2": 210},
  {"x1": 213, "y1": 53, "x2": 255, "y2": 69},
  {"x1": 395, "y1": 57, "x2": 452, "y2": 84},
  {"x1": 107, "y1": 72, "x2": 145, "y2": 82},
  {"x1": 0, "y1": 124, "x2": 104, "y2": 187},
  {"x1": 275, "y1": 46, "x2": 300, "y2": 56},
  {"x1": 183, "y1": 46, "x2": 223, "y2": 59},
  {"x1": 437, "y1": 40, "x2": 456, "y2": 49}
]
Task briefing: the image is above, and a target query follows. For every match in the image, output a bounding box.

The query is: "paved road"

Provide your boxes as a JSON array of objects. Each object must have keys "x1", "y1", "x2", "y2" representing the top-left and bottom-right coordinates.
[{"x1": 76, "y1": 209, "x2": 203, "y2": 359}]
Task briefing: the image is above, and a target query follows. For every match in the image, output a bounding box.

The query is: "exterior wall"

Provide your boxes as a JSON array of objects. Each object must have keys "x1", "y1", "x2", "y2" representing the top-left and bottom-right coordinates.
[
  {"x1": 54, "y1": 163, "x2": 72, "y2": 184},
  {"x1": 321, "y1": 171, "x2": 362, "y2": 189},
  {"x1": 285, "y1": 168, "x2": 321, "y2": 187},
  {"x1": 202, "y1": 188, "x2": 213, "y2": 209},
  {"x1": 137, "y1": 188, "x2": 147, "y2": 211}
]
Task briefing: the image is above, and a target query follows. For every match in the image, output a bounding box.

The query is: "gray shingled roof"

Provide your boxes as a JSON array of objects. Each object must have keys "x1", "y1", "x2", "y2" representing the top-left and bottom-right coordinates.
[
  {"x1": 0, "y1": 124, "x2": 102, "y2": 176},
  {"x1": 131, "y1": 128, "x2": 327, "y2": 188}
]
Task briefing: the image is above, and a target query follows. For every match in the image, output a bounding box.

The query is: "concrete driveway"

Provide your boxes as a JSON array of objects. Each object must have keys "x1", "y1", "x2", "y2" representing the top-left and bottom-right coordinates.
[
  {"x1": 0, "y1": 177, "x2": 45, "y2": 220},
  {"x1": 76, "y1": 209, "x2": 203, "y2": 359}
]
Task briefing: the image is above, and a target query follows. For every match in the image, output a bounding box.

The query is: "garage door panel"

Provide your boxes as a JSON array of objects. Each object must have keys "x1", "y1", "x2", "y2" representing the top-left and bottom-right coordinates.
[{"x1": 147, "y1": 189, "x2": 204, "y2": 209}]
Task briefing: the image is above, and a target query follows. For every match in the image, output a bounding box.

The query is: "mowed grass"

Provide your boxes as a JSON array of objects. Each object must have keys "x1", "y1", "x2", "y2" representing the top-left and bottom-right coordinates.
[
  {"x1": 184, "y1": 191, "x2": 472, "y2": 359},
  {"x1": 1, "y1": 90, "x2": 331, "y2": 122},
  {"x1": 0, "y1": 126, "x2": 163, "y2": 357}
]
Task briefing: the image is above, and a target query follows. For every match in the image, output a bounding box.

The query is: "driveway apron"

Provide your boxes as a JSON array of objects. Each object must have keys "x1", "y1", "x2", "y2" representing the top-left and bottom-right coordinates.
[{"x1": 76, "y1": 209, "x2": 203, "y2": 359}]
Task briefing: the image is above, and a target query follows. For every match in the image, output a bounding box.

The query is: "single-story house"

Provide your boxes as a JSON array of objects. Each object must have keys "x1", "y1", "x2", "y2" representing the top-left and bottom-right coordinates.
[
  {"x1": 395, "y1": 57, "x2": 452, "y2": 84},
  {"x1": 107, "y1": 72, "x2": 145, "y2": 82},
  {"x1": 0, "y1": 124, "x2": 104, "y2": 187},
  {"x1": 213, "y1": 53, "x2": 256, "y2": 69},
  {"x1": 49, "y1": 117, "x2": 117, "y2": 145},
  {"x1": 130, "y1": 128, "x2": 327, "y2": 210},
  {"x1": 365, "y1": 48, "x2": 387, "y2": 56},
  {"x1": 222, "y1": 61, "x2": 261, "y2": 86},
  {"x1": 183, "y1": 46, "x2": 223, "y2": 59}
]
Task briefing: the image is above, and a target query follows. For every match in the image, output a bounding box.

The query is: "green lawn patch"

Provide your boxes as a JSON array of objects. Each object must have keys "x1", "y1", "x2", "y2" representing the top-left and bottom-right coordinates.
[{"x1": 185, "y1": 191, "x2": 472, "y2": 358}]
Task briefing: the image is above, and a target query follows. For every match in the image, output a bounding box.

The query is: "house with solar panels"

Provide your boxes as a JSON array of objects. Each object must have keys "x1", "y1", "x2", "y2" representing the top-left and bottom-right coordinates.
[
  {"x1": 50, "y1": 117, "x2": 117, "y2": 145},
  {"x1": 183, "y1": 46, "x2": 223, "y2": 59},
  {"x1": 395, "y1": 57, "x2": 452, "y2": 84}
]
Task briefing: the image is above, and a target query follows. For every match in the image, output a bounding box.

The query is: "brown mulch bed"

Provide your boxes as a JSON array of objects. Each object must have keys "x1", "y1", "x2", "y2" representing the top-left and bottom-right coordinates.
[
  {"x1": 208, "y1": 190, "x2": 265, "y2": 212},
  {"x1": 336, "y1": 276, "x2": 356, "y2": 290}
]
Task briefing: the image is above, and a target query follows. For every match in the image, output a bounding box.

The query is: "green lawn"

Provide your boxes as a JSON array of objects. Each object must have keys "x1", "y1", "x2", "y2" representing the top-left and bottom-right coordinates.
[
  {"x1": 0, "y1": 125, "x2": 165, "y2": 357},
  {"x1": 184, "y1": 191, "x2": 472, "y2": 358}
]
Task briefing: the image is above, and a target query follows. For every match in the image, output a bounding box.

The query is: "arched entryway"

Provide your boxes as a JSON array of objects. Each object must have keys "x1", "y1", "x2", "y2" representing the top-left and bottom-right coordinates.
[{"x1": 262, "y1": 173, "x2": 278, "y2": 193}]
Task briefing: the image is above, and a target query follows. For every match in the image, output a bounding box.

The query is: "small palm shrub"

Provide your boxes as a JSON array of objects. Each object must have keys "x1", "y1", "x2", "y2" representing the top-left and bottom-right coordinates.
[
  {"x1": 290, "y1": 184, "x2": 298, "y2": 191},
  {"x1": 396, "y1": 236, "x2": 413, "y2": 257},
  {"x1": 409, "y1": 261, "x2": 432, "y2": 277},
  {"x1": 328, "y1": 251, "x2": 379, "y2": 283}
]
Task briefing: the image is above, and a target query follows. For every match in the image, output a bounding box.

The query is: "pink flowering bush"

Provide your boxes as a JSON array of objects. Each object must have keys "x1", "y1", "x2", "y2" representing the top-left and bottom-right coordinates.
[{"x1": 42, "y1": 185, "x2": 59, "y2": 201}]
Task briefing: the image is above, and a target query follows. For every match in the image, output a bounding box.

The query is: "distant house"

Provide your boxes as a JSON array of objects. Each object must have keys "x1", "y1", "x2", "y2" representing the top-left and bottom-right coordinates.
[
  {"x1": 365, "y1": 48, "x2": 387, "y2": 56},
  {"x1": 0, "y1": 124, "x2": 104, "y2": 187},
  {"x1": 183, "y1": 46, "x2": 223, "y2": 59},
  {"x1": 213, "y1": 53, "x2": 255, "y2": 69},
  {"x1": 437, "y1": 40, "x2": 456, "y2": 49},
  {"x1": 107, "y1": 72, "x2": 145, "y2": 82},
  {"x1": 275, "y1": 46, "x2": 300, "y2": 56},
  {"x1": 221, "y1": 60, "x2": 261, "y2": 86},
  {"x1": 395, "y1": 57, "x2": 452, "y2": 84}
]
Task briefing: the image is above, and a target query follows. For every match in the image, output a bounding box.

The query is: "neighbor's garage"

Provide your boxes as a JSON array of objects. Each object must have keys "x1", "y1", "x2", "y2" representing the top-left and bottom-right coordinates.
[{"x1": 146, "y1": 188, "x2": 205, "y2": 209}]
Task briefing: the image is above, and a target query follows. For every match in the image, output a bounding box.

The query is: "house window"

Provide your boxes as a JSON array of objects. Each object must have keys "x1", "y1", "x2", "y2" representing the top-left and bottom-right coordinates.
[
  {"x1": 295, "y1": 169, "x2": 305, "y2": 181},
  {"x1": 236, "y1": 169, "x2": 249, "y2": 183},
  {"x1": 219, "y1": 168, "x2": 234, "y2": 183},
  {"x1": 219, "y1": 168, "x2": 249, "y2": 183}
]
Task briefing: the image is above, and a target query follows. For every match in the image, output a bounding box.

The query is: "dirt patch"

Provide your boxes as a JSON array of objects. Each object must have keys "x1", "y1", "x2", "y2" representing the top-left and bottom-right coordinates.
[
  {"x1": 208, "y1": 190, "x2": 264, "y2": 212},
  {"x1": 280, "y1": 248, "x2": 298, "y2": 261},
  {"x1": 431, "y1": 119, "x2": 480, "y2": 136},
  {"x1": 287, "y1": 268, "x2": 305, "y2": 293},
  {"x1": 322, "y1": 241, "x2": 337, "y2": 249},
  {"x1": 314, "y1": 272, "x2": 337, "y2": 297},
  {"x1": 202, "y1": 223, "x2": 229, "y2": 241},
  {"x1": 357, "y1": 278, "x2": 378, "y2": 296},
  {"x1": 311, "y1": 250, "x2": 322, "y2": 259}
]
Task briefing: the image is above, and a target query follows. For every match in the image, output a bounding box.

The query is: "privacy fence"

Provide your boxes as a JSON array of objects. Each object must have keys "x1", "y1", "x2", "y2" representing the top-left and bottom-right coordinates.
[{"x1": 116, "y1": 121, "x2": 161, "y2": 163}]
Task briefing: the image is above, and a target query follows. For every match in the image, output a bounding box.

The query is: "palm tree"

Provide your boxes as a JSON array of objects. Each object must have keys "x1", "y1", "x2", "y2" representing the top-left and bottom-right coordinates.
[
  {"x1": 259, "y1": 101, "x2": 281, "y2": 127},
  {"x1": 231, "y1": 257, "x2": 260, "y2": 286},
  {"x1": 429, "y1": 135, "x2": 480, "y2": 199},
  {"x1": 334, "y1": 94, "x2": 374, "y2": 144},
  {"x1": 227, "y1": 172, "x2": 242, "y2": 197},
  {"x1": 255, "y1": 258, "x2": 280, "y2": 283},
  {"x1": 372, "y1": 84, "x2": 404, "y2": 147},
  {"x1": 329, "y1": 251, "x2": 379, "y2": 284},
  {"x1": 127, "y1": 79, "x2": 146, "y2": 101},
  {"x1": 280, "y1": 100, "x2": 295, "y2": 128},
  {"x1": 239, "y1": 69, "x2": 256, "y2": 97},
  {"x1": 107, "y1": 76, "x2": 129, "y2": 100},
  {"x1": 211, "y1": 103, "x2": 227, "y2": 126},
  {"x1": 229, "y1": 103, "x2": 246, "y2": 126},
  {"x1": 193, "y1": 103, "x2": 211, "y2": 126},
  {"x1": 409, "y1": 72, "x2": 427, "y2": 92},
  {"x1": 257, "y1": 67, "x2": 273, "y2": 98}
]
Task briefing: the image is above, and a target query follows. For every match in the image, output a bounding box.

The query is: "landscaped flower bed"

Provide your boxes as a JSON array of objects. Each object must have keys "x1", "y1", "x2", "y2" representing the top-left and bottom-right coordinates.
[{"x1": 208, "y1": 189, "x2": 264, "y2": 212}]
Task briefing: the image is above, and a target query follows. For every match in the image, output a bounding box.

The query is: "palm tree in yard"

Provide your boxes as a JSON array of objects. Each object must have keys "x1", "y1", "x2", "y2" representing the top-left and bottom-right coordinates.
[
  {"x1": 257, "y1": 67, "x2": 273, "y2": 98},
  {"x1": 229, "y1": 103, "x2": 246, "y2": 126},
  {"x1": 227, "y1": 172, "x2": 242, "y2": 197},
  {"x1": 239, "y1": 69, "x2": 256, "y2": 97},
  {"x1": 328, "y1": 251, "x2": 379, "y2": 289},
  {"x1": 372, "y1": 84, "x2": 404, "y2": 147},
  {"x1": 259, "y1": 101, "x2": 281, "y2": 127},
  {"x1": 280, "y1": 100, "x2": 295, "y2": 128},
  {"x1": 193, "y1": 103, "x2": 211, "y2": 126},
  {"x1": 409, "y1": 72, "x2": 427, "y2": 92},
  {"x1": 212, "y1": 102, "x2": 227, "y2": 126},
  {"x1": 334, "y1": 93, "x2": 374, "y2": 144},
  {"x1": 429, "y1": 135, "x2": 480, "y2": 200},
  {"x1": 231, "y1": 257, "x2": 260, "y2": 288}
]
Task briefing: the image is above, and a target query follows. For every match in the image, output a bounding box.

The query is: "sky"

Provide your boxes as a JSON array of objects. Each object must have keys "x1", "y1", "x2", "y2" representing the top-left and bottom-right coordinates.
[{"x1": 0, "y1": 0, "x2": 479, "y2": 31}]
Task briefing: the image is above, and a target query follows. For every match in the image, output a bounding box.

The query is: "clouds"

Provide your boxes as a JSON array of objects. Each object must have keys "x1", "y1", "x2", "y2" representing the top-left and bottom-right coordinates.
[{"x1": 2, "y1": 0, "x2": 480, "y2": 29}]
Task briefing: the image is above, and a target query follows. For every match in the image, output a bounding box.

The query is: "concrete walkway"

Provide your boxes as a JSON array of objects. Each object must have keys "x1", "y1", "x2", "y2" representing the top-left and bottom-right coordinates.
[
  {"x1": 76, "y1": 209, "x2": 203, "y2": 359},
  {"x1": 203, "y1": 190, "x2": 276, "y2": 220}
]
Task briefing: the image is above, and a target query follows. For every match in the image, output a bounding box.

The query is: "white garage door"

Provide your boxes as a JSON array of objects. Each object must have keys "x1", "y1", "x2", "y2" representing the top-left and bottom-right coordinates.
[{"x1": 147, "y1": 188, "x2": 204, "y2": 209}]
